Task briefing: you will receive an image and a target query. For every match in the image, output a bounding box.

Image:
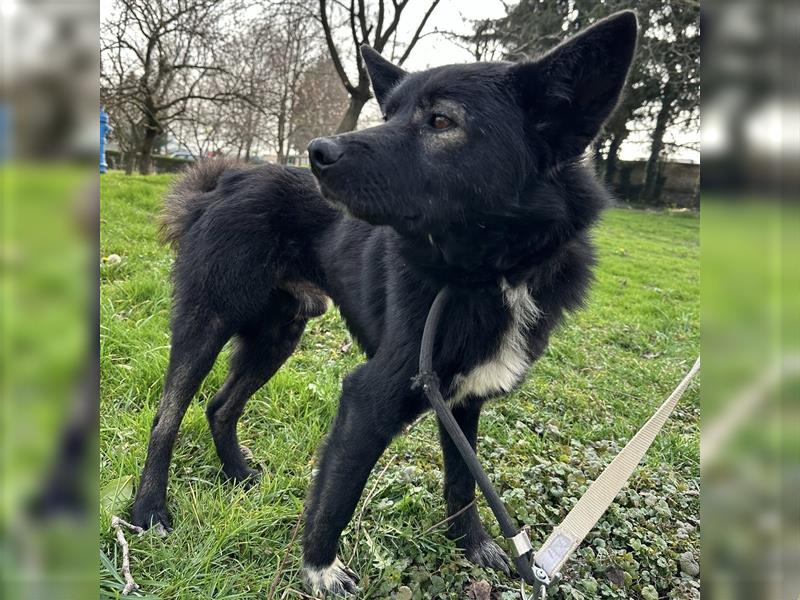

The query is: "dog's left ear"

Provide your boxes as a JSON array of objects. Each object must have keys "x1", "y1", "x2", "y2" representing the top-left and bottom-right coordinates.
[
  {"x1": 361, "y1": 46, "x2": 407, "y2": 110},
  {"x1": 510, "y1": 10, "x2": 638, "y2": 162}
]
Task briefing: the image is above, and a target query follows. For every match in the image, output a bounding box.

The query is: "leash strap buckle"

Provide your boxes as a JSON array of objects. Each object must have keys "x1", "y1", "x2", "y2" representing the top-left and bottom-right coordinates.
[{"x1": 508, "y1": 529, "x2": 533, "y2": 558}]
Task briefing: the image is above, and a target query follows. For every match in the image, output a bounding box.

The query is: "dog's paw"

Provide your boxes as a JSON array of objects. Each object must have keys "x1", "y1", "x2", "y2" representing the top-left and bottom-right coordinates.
[
  {"x1": 130, "y1": 502, "x2": 172, "y2": 536},
  {"x1": 303, "y1": 557, "x2": 360, "y2": 597},
  {"x1": 465, "y1": 538, "x2": 512, "y2": 576},
  {"x1": 223, "y1": 465, "x2": 261, "y2": 487}
]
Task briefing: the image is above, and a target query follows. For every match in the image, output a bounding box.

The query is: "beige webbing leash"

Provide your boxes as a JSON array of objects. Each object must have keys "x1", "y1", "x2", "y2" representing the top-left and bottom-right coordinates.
[{"x1": 522, "y1": 357, "x2": 701, "y2": 597}]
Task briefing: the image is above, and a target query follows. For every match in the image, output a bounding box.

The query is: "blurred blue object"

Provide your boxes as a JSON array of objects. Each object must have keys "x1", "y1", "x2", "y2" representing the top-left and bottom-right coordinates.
[
  {"x1": 0, "y1": 104, "x2": 10, "y2": 162},
  {"x1": 99, "y1": 108, "x2": 110, "y2": 173}
]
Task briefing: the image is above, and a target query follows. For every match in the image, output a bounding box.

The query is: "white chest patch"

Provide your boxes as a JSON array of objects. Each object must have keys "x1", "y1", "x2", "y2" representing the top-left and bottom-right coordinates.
[{"x1": 449, "y1": 280, "x2": 541, "y2": 405}]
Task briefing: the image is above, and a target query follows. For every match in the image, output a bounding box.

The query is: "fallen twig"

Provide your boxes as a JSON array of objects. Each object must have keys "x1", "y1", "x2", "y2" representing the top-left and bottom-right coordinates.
[
  {"x1": 111, "y1": 515, "x2": 144, "y2": 595},
  {"x1": 404, "y1": 412, "x2": 429, "y2": 434},
  {"x1": 422, "y1": 499, "x2": 477, "y2": 535},
  {"x1": 267, "y1": 512, "x2": 304, "y2": 600}
]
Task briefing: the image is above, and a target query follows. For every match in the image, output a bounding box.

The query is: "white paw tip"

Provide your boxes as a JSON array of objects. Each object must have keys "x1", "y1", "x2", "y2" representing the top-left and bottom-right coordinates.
[{"x1": 303, "y1": 557, "x2": 359, "y2": 596}]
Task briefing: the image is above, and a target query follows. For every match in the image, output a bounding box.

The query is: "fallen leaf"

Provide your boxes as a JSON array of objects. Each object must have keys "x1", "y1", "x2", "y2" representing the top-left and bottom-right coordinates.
[
  {"x1": 679, "y1": 551, "x2": 700, "y2": 577},
  {"x1": 396, "y1": 586, "x2": 413, "y2": 600},
  {"x1": 607, "y1": 567, "x2": 625, "y2": 587},
  {"x1": 466, "y1": 580, "x2": 491, "y2": 600}
]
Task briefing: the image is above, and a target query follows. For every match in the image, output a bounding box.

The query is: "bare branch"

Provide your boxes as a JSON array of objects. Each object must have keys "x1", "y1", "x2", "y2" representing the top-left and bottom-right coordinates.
[
  {"x1": 320, "y1": 0, "x2": 356, "y2": 93},
  {"x1": 397, "y1": 0, "x2": 441, "y2": 65}
]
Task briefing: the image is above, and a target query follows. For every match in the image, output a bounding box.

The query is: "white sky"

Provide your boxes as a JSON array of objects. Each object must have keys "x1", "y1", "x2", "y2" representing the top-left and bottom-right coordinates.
[{"x1": 394, "y1": 0, "x2": 507, "y2": 69}]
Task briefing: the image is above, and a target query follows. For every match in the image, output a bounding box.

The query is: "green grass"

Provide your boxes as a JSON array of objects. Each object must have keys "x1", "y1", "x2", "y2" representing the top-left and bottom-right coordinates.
[{"x1": 100, "y1": 171, "x2": 699, "y2": 599}]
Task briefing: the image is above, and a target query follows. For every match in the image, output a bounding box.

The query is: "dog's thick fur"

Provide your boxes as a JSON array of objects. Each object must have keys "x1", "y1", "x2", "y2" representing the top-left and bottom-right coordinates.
[{"x1": 131, "y1": 12, "x2": 638, "y2": 596}]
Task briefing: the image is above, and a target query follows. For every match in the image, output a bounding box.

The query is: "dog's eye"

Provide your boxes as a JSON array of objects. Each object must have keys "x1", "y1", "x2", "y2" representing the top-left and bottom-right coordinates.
[{"x1": 431, "y1": 114, "x2": 454, "y2": 130}]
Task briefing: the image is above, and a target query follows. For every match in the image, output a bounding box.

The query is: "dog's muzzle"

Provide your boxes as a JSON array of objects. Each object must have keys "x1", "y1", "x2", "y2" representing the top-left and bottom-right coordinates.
[{"x1": 308, "y1": 137, "x2": 343, "y2": 174}]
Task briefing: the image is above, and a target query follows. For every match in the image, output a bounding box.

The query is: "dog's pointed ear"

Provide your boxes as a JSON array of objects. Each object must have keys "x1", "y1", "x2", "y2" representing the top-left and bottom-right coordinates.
[
  {"x1": 510, "y1": 10, "x2": 638, "y2": 162},
  {"x1": 361, "y1": 45, "x2": 407, "y2": 110}
]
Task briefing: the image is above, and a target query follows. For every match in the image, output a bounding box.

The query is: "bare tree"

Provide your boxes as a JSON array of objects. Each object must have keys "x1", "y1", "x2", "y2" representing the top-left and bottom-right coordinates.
[
  {"x1": 290, "y1": 55, "x2": 349, "y2": 152},
  {"x1": 101, "y1": 0, "x2": 240, "y2": 174},
  {"x1": 102, "y1": 74, "x2": 145, "y2": 174},
  {"x1": 167, "y1": 2, "x2": 324, "y2": 164},
  {"x1": 318, "y1": 0, "x2": 441, "y2": 132},
  {"x1": 639, "y1": 6, "x2": 700, "y2": 202},
  {"x1": 171, "y1": 96, "x2": 228, "y2": 158},
  {"x1": 263, "y1": 3, "x2": 319, "y2": 163},
  {"x1": 208, "y1": 15, "x2": 274, "y2": 161}
]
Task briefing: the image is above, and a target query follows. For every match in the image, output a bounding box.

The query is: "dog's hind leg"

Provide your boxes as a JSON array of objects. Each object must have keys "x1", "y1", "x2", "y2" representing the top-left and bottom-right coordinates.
[
  {"x1": 131, "y1": 311, "x2": 230, "y2": 531},
  {"x1": 206, "y1": 293, "x2": 307, "y2": 483},
  {"x1": 438, "y1": 403, "x2": 511, "y2": 575}
]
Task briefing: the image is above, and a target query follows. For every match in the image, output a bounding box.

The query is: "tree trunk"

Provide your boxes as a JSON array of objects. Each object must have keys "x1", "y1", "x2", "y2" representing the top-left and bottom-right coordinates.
[
  {"x1": 124, "y1": 151, "x2": 136, "y2": 175},
  {"x1": 138, "y1": 126, "x2": 158, "y2": 175},
  {"x1": 244, "y1": 137, "x2": 252, "y2": 162},
  {"x1": 336, "y1": 94, "x2": 369, "y2": 133},
  {"x1": 604, "y1": 130, "x2": 627, "y2": 186},
  {"x1": 641, "y1": 95, "x2": 673, "y2": 203},
  {"x1": 276, "y1": 113, "x2": 287, "y2": 165},
  {"x1": 124, "y1": 122, "x2": 138, "y2": 175}
]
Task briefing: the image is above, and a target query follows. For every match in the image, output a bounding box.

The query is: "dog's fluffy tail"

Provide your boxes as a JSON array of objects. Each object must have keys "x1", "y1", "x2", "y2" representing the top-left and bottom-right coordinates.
[{"x1": 159, "y1": 157, "x2": 242, "y2": 249}]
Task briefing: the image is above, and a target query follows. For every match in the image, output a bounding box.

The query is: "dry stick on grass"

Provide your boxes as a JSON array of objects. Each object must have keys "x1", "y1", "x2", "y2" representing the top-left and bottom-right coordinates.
[
  {"x1": 404, "y1": 412, "x2": 429, "y2": 435},
  {"x1": 111, "y1": 515, "x2": 144, "y2": 595},
  {"x1": 421, "y1": 498, "x2": 478, "y2": 536},
  {"x1": 266, "y1": 511, "x2": 304, "y2": 600}
]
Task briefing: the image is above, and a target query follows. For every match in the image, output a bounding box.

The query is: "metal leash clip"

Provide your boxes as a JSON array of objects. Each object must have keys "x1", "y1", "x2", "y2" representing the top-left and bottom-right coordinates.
[{"x1": 520, "y1": 564, "x2": 558, "y2": 600}]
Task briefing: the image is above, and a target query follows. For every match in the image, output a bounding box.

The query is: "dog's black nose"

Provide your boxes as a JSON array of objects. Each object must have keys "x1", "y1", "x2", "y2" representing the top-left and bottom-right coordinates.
[{"x1": 308, "y1": 137, "x2": 343, "y2": 171}]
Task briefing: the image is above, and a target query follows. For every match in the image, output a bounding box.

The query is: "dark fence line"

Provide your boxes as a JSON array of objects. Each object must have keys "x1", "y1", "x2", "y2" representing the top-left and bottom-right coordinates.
[
  {"x1": 106, "y1": 150, "x2": 699, "y2": 209},
  {"x1": 105, "y1": 150, "x2": 193, "y2": 174},
  {"x1": 598, "y1": 159, "x2": 700, "y2": 209}
]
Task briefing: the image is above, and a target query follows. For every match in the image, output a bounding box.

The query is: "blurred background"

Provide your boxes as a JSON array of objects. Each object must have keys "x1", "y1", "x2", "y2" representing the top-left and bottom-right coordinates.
[
  {"x1": 1, "y1": 0, "x2": 99, "y2": 598},
  {"x1": 0, "y1": 0, "x2": 796, "y2": 598},
  {"x1": 701, "y1": 1, "x2": 799, "y2": 599}
]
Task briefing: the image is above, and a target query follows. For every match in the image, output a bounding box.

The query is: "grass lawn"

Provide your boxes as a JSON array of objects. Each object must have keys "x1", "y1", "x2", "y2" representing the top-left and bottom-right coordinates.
[{"x1": 100, "y1": 171, "x2": 699, "y2": 599}]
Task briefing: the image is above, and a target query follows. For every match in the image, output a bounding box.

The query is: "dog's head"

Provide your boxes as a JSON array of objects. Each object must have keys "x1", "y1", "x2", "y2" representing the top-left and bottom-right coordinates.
[{"x1": 309, "y1": 11, "x2": 637, "y2": 237}]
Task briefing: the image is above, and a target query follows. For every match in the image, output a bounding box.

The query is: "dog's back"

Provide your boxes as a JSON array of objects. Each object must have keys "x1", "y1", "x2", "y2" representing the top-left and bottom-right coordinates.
[
  {"x1": 158, "y1": 161, "x2": 338, "y2": 318},
  {"x1": 160, "y1": 160, "x2": 336, "y2": 250}
]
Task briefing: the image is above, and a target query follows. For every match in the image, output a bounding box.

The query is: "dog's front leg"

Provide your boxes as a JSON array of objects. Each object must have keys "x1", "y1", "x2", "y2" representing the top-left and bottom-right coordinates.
[
  {"x1": 438, "y1": 402, "x2": 511, "y2": 575},
  {"x1": 302, "y1": 364, "x2": 409, "y2": 596}
]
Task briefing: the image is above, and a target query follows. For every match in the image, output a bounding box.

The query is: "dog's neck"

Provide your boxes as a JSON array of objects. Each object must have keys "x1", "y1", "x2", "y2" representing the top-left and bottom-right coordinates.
[
  {"x1": 397, "y1": 165, "x2": 605, "y2": 290},
  {"x1": 397, "y1": 218, "x2": 575, "y2": 290}
]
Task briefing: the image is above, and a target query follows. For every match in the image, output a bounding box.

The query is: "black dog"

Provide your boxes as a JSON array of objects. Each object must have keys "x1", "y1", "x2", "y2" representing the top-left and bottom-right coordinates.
[{"x1": 130, "y1": 11, "x2": 637, "y2": 596}]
